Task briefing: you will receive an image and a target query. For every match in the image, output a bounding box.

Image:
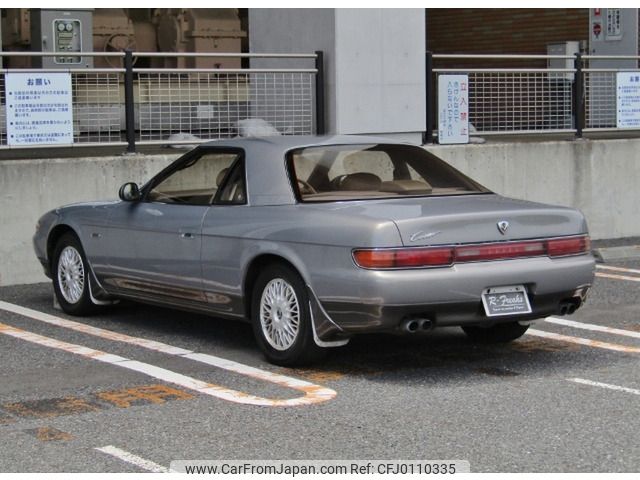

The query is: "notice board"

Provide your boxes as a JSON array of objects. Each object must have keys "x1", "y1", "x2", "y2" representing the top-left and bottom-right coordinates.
[
  {"x1": 438, "y1": 74, "x2": 469, "y2": 144},
  {"x1": 5, "y1": 72, "x2": 73, "y2": 146}
]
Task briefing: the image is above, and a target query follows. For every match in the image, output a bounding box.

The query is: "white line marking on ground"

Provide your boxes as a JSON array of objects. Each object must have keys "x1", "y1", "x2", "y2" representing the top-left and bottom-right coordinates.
[
  {"x1": 596, "y1": 264, "x2": 640, "y2": 275},
  {"x1": 95, "y1": 445, "x2": 168, "y2": 473},
  {"x1": 0, "y1": 300, "x2": 335, "y2": 406},
  {"x1": 544, "y1": 317, "x2": 640, "y2": 339},
  {"x1": 595, "y1": 272, "x2": 640, "y2": 283},
  {"x1": 567, "y1": 378, "x2": 640, "y2": 396},
  {"x1": 527, "y1": 329, "x2": 640, "y2": 354},
  {"x1": 0, "y1": 320, "x2": 333, "y2": 407}
]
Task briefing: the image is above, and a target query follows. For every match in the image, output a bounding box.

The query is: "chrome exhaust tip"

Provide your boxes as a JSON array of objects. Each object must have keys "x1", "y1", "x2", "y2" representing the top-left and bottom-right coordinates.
[
  {"x1": 403, "y1": 320, "x2": 420, "y2": 333},
  {"x1": 419, "y1": 319, "x2": 433, "y2": 331}
]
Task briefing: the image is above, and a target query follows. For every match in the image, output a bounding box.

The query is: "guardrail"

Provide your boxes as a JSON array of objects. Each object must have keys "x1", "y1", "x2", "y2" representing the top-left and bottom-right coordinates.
[
  {"x1": 0, "y1": 51, "x2": 324, "y2": 151},
  {"x1": 426, "y1": 53, "x2": 640, "y2": 142}
]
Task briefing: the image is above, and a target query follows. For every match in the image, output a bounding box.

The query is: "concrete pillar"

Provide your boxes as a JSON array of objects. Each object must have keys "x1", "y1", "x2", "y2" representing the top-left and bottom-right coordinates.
[{"x1": 248, "y1": 8, "x2": 426, "y2": 143}]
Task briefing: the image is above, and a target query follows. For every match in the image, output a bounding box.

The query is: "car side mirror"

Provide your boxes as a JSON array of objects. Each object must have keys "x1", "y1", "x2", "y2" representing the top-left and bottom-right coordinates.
[{"x1": 119, "y1": 182, "x2": 141, "y2": 202}]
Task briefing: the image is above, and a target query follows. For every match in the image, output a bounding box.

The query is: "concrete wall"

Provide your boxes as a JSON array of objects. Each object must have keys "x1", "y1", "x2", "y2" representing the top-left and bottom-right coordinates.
[
  {"x1": 0, "y1": 153, "x2": 179, "y2": 286},
  {"x1": 249, "y1": 8, "x2": 425, "y2": 141},
  {"x1": 333, "y1": 9, "x2": 425, "y2": 136},
  {"x1": 1, "y1": 138, "x2": 640, "y2": 286}
]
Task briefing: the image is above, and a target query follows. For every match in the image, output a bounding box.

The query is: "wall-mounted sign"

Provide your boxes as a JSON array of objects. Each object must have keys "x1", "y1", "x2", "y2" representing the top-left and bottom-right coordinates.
[
  {"x1": 606, "y1": 8, "x2": 622, "y2": 39},
  {"x1": 5, "y1": 72, "x2": 73, "y2": 146},
  {"x1": 617, "y1": 72, "x2": 640, "y2": 129},
  {"x1": 438, "y1": 74, "x2": 469, "y2": 144}
]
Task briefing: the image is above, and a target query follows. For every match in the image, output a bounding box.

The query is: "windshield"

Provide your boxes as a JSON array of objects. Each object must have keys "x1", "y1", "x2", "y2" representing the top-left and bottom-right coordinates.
[{"x1": 287, "y1": 143, "x2": 490, "y2": 202}]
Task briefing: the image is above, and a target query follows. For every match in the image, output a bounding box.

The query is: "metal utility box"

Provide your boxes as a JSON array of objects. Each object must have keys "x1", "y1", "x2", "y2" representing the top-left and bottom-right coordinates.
[
  {"x1": 30, "y1": 9, "x2": 93, "y2": 68},
  {"x1": 547, "y1": 41, "x2": 581, "y2": 81}
]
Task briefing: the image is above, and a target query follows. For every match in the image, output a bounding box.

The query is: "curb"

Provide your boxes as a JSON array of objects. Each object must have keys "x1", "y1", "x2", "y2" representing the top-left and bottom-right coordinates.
[{"x1": 593, "y1": 245, "x2": 640, "y2": 263}]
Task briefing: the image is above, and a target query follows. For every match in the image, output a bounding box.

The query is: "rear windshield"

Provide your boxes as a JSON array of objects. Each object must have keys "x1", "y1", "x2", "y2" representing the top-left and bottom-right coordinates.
[{"x1": 287, "y1": 143, "x2": 490, "y2": 202}]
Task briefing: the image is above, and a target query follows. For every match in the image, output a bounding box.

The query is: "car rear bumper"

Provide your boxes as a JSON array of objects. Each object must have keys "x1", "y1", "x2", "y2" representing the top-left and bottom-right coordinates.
[{"x1": 316, "y1": 254, "x2": 595, "y2": 336}]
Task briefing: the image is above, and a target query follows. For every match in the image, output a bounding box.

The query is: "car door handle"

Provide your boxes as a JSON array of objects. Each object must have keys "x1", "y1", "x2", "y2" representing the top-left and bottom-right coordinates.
[{"x1": 180, "y1": 232, "x2": 195, "y2": 239}]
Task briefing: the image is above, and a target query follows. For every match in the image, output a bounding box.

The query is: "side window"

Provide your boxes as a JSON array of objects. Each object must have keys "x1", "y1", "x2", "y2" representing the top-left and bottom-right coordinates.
[{"x1": 147, "y1": 151, "x2": 239, "y2": 205}]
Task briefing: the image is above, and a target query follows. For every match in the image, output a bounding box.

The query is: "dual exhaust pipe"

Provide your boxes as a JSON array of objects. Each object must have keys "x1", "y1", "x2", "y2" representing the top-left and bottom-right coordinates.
[
  {"x1": 559, "y1": 299, "x2": 581, "y2": 316},
  {"x1": 560, "y1": 302, "x2": 578, "y2": 315},
  {"x1": 401, "y1": 318, "x2": 433, "y2": 333}
]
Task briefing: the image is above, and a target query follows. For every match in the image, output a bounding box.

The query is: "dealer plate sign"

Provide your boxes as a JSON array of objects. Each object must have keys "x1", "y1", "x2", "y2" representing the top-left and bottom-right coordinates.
[{"x1": 482, "y1": 285, "x2": 532, "y2": 317}]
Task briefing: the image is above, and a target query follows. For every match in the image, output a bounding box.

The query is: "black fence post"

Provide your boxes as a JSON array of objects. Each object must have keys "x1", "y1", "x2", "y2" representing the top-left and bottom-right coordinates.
[
  {"x1": 314, "y1": 50, "x2": 326, "y2": 135},
  {"x1": 574, "y1": 53, "x2": 584, "y2": 139},
  {"x1": 423, "y1": 51, "x2": 434, "y2": 144},
  {"x1": 124, "y1": 49, "x2": 136, "y2": 153}
]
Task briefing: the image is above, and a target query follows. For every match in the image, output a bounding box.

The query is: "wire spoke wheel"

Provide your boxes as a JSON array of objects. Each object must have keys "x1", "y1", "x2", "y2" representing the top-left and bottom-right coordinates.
[
  {"x1": 259, "y1": 278, "x2": 300, "y2": 351},
  {"x1": 56, "y1": 246, "x2": 86, "y2": 304}
]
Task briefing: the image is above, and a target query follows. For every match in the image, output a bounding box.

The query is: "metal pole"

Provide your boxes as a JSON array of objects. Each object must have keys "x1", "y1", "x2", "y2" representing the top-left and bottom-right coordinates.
[
  {"x1": 314, "y1": 50, "x2": 326, "y2": 135},
  {"x1": 124, "y1": 49, "x2": 136, "y2": 153},
  {"x1": 423, "y1": 51, "x2": 434, "y2": 144},
  {"x1": 574, "y1": 53, "x2": 584, "y2": 139}
]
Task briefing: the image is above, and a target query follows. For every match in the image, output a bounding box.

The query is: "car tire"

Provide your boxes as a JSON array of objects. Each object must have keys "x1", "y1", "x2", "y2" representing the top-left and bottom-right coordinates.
[
  {"x1": 462, "y1": 322, "x2": 530, "y2": 343},
  {"x1": 52, "y1": 233, "x2": 98, "y2": 316},
  {"x1": 251, "y1": 264, "x2": 326, "y2": 366}
]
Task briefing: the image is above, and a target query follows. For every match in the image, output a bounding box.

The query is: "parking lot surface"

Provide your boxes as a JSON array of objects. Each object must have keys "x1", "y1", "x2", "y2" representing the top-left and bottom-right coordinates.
[{"x1": 0, "y1": 260, "x2": 639, "y2": 473}]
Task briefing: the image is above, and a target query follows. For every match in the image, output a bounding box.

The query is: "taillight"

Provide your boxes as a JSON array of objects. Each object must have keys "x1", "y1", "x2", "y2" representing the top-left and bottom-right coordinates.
[
  {"x1": 456, "y1": 241, "x2": 546, "y2": 262},
  {"x1": 547, "y1": 235, "x2": 591, "y2": 257},
  {"x1": 353, "y1": 247, "x2": 454, "y2": 269},
  {"x1": 353, "y1": 235, "x2": 590, "y2": 269}
]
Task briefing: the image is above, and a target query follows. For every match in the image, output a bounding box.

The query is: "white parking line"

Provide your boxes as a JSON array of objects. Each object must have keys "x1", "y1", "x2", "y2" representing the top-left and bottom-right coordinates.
[
  {"x1": 0, "y1": 300, "x2": 335, "y2": 406},
  {"x1": 0, "y1": 319, "x2": 334, "y2": 407},
  {"x1": 595, "y1": 272, "x2": 640, "y2": 283},
  {"x1": 544, "y1": 317, "x2": 640, "y2": 339},
  {"x1": 527, "y1": 329, "x2": 640, "y2": 354},
  {"x1": 95, "y1": 445, "x2": 168, "y2": 473},
  {"x1": 596, "y1": 264, "x2": 640, "y2": 275},
  {"x1": 567, "y1": 378, "x2": 640, "y2": 396}
]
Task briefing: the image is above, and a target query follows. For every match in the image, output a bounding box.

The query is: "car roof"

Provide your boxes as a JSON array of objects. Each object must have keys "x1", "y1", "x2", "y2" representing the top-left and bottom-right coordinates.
[
  {"x1": 198, "y1": 135, "x2": 417, "y2": 207},
  {"x1": 201, "y1": 134, "x2": 411, "y2": 154}
]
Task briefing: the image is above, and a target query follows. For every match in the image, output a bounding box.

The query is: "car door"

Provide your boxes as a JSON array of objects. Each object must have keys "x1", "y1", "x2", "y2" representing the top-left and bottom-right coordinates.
[
  {"x1": 103, "y1": 148, "x2": 242, "y2": 307},
  {"x1": 200, "y1": 159, "x2": 250, "y2": 317}
]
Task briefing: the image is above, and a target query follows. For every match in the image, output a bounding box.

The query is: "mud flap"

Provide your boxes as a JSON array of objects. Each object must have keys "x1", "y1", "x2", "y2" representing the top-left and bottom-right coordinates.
[{"x1": 307, "y1": 286, "x2": 349, "y2": 348}]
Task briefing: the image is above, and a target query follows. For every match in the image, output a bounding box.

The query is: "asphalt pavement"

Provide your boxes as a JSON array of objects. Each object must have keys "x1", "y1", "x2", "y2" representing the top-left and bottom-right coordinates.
[{"x1": 0, "y1": 259, "x2": 639, "y2": 473}]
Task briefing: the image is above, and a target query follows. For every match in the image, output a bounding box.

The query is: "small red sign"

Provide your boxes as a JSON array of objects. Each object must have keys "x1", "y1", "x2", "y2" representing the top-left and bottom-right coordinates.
[
  {"x1": 594, "y1": 8, "x2": 601, "y2": 16},
  {"x1": 593, "y1": 22, "x2": 602, "y2": 38}
]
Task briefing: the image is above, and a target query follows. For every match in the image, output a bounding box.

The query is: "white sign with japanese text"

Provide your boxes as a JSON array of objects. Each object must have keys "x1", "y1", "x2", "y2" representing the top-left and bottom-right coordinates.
[
  {"x1": 5, "y1": 72, "x2": 73, "y2": 146},
  {"x1": 438, "y1": 74, "x2": 469, "y2": 144},
  {"x1": 617, "y1": 72, "x2": 640, "y2": 129}
]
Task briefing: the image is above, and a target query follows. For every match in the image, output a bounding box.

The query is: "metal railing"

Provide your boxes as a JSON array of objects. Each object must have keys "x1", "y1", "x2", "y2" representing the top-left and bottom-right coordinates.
[
  {"x1": 0, "y1": 51, "x2": 325, "y2": 151},
  {"x1": 427, "y1": 53, "x2": 640, "y2": 141}
]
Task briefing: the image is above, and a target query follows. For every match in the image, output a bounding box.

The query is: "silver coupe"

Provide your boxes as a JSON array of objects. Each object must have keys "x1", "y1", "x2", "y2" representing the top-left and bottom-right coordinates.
[{"x1": 33, "y1": 135, "x2": 595, "y2": 365}]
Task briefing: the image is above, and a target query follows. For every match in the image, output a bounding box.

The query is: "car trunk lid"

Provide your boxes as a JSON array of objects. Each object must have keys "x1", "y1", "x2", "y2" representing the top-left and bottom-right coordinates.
[{"x1": 308, "y1": 194, "x2": 587, "y2": 246}]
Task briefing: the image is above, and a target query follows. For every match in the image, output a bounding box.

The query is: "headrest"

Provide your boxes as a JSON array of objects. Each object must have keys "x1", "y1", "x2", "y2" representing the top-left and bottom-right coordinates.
[
  {"x1": 339, "y1": 172, "x2": 382, "y2": 191},
  {"x1": 216, "y1": 168, "x2": 229, "y2": 187}
]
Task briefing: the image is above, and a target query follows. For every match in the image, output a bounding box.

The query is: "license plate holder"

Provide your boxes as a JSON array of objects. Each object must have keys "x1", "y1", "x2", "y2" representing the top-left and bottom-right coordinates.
[{"x1": 482, "y1": 285, "x2": 532, "y2": 317}]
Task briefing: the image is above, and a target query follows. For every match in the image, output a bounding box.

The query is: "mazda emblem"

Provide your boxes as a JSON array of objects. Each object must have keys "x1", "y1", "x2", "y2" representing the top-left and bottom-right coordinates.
[{"x1": 497, "y1": 220, "x2": 509, "y2": 235}]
